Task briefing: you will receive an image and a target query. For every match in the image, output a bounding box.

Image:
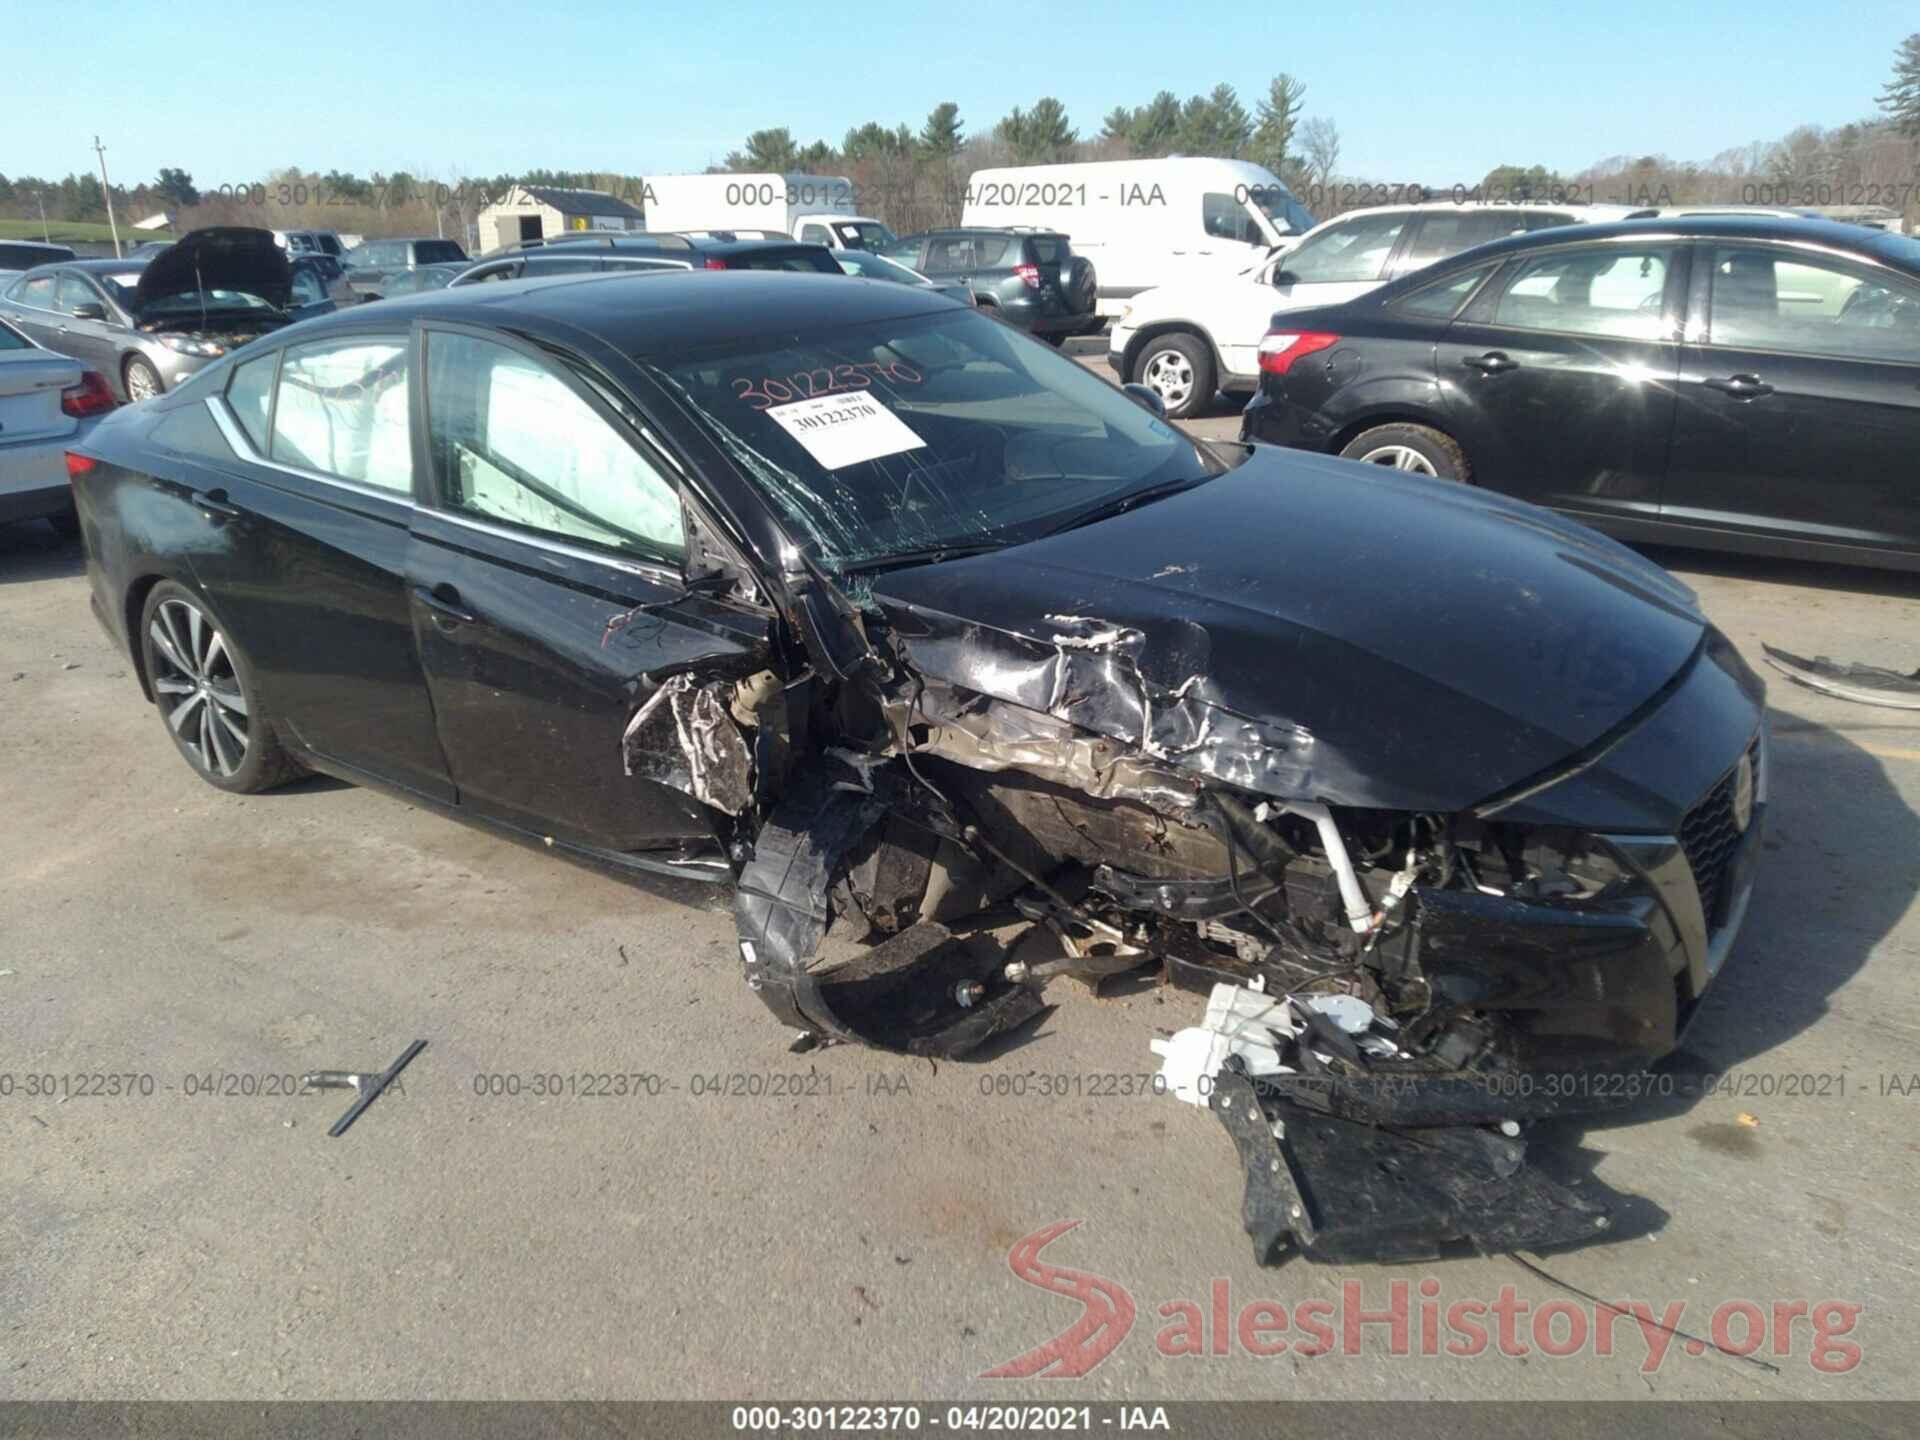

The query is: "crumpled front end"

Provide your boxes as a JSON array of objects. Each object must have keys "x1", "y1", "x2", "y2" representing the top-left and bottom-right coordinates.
[{"x1": 692, "y1": 505, "x2": 1766, "y2": 1265}]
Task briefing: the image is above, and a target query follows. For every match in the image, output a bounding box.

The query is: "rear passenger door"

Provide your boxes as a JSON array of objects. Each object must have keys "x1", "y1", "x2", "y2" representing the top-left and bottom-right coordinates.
[
  {"x1": 1434, "y1": 239, "x2": 1686, "y2": 516},
  {"x1": 1665, "y1": 242, "x2": 1920, "y2": 553},
  {"x1": 406, "y1": 324, "x2": 773, "y2": 860},
  {"x1": 188, "y1": 331, "x2": 456, "y2": 799}
]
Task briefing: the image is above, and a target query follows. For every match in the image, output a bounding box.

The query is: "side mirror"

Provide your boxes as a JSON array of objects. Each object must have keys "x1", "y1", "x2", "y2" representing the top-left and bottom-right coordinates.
[
  {"x1": 1271, "y1": 270, "x2": 1300, "y2": 289},
  {"x1": 1122, "y1": 382, "x2": 1167, "y2": 419},
  {"x1": 71, "y1": 302, "x2": 107, "y2": 321}
]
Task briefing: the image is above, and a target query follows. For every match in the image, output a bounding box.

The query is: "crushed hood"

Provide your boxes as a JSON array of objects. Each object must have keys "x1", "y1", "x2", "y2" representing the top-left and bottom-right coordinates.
[
  {"x1": 871, "y1": 447, "x2": 1708, "y2": 811},
  {"x1": 133, "y1": 227, "x2": 292, "y2": 312}
]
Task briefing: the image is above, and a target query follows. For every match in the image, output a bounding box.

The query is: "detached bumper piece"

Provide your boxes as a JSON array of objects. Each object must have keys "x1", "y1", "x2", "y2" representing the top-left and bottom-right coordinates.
[
  {"x1": 1210, "y1": 1066, "x2": 1610, "y2": 1265},
  {"x1": 1763, "y1": 643, "x2": 1920, "y2": 711}
]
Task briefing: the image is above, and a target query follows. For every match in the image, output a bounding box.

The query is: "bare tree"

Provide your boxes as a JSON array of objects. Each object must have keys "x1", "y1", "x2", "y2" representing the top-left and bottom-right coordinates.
[{"x1": 1299, "y1": 117, "x2": 1341, "y2": 189}]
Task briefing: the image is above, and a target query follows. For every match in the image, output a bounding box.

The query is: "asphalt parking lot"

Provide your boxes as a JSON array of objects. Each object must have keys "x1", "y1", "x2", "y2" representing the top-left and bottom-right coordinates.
[{"x1": 4, "y1": 355, "x2": 1919, "y2": 1403}]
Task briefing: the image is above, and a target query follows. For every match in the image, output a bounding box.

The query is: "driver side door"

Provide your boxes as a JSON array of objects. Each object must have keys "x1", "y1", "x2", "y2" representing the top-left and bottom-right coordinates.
[{"x1": 406, "y1": 323, "x2": 775, "y2": 863}]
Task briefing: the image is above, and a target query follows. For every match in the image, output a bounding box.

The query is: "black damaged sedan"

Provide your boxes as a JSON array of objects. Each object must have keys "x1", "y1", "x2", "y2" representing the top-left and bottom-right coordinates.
[{"x1": 71, "y1": 270, "x2": 1766, "y2": 1262}]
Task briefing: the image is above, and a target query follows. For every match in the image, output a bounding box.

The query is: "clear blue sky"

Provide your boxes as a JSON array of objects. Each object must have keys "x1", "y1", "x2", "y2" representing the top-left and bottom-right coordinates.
[{"x1": 5, "y1": 0, "x2": 1913, "y2": 188}]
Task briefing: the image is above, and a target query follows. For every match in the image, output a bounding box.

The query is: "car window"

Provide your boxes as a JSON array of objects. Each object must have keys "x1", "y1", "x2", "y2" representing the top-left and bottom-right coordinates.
[
  {"x1": 225, "y1": 351, "x2": 278, "y2": 451},
  {"x1": 424, "y1": 332, "x2": 684, "y2": 560},
  {"x1": 1392, "y1": 264, "x2": 1496, "y2": 320},
  {"x1": 1706, "y1": 246, "x2": 1920, "y2": 362},
  {"x1": 1202, "y1": 193, "x2": 1264, "y2": 245},
  {"x1": 1281, "y1": 214, "x2": 1411, "y2": 284},
  {"x1": 55, "y1": 275, "x2": 103, "y2": 315},
  {"x1": 1491, "y1": 246, "x2": 1672, "y2": 339},
  {"x1": 799, "y1": 224, "x2": 830, "y2": 245},
  {"x1": 0, "y1": 319, "x2": 29, "y2": 351},
  {"x1": 1402, "y1": 212, "x2": 1530, "y2": 270},
  {"x1": 16, "y1": 274, "x2": 57, "y2": 309},
  {"x1": 270, "y1": 338, "x2": 413, "y2": 493},
  {"x1": 880, "y1": 239, "x2": 926, "y2": 269},
  {"x1": 972, "y1": 236, "x2": 1012, "y2": 266},
  {"x1": 1025, "y1": 236, "x2": 1066, "y2": 265},
  {"x1": 525, "y1": 256, "x2": 602, "y2": 277},
  {"x1": 414, "y1": 241, "x2": 466, "y2": 264},
  {"x1": 921, "y1": 238, "x2": 973, "y2": 275},
  {"x1": 729, "y1": 249, "x2": 843, "y2": 273}
]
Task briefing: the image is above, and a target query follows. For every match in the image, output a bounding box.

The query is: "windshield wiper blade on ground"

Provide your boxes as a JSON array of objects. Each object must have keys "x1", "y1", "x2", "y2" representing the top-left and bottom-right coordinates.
[{"x1": 1039, "y1": 474, "x2": 1212, "y2": 538}]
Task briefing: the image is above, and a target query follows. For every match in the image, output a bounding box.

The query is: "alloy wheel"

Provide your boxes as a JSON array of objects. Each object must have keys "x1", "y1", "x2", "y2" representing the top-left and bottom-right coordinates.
[
  {"x1": 1356, "y1": 444, "x2": 1438, "y2": 476},
  {"x1": 126, "y1": 361, "x2": 160, "y2": 402},
  {"x1": 148, "y1": 598, "x2": 250, "y2": 777},
  {"x1": 1141, "y1": 349, "x2": 1194, "y2": 408}
]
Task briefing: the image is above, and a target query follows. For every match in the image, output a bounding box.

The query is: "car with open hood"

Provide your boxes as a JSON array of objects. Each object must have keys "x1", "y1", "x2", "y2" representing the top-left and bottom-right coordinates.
[
  {"x1": 69, "y1": 269, "x2": 1767, "y2": 1265},
  {"x1": 0, "y1": 228, "x2": 295, "y2": 402}
]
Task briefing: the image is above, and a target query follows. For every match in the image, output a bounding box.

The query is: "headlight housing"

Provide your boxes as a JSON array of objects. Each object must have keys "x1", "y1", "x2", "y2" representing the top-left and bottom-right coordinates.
[{"x1": 157, "y1": 334, "x2": 226, "y2": 358}]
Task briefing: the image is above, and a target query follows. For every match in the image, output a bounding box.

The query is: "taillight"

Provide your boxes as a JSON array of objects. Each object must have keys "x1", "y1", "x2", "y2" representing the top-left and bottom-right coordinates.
[
  {"x1": 1013, "y1": 263, "x2": 1040, "y2": 289},
  {"x1": 65, "y1": 451, "x2": 99, "y2": 480},
  {"x1": 703, "y1": 257, "x2": 728, "y2": 271},
  {"x1": 61, "y1": 371, "x2": 116, "y2": 417},
  {"x1": 1258, "y1": 331, "x2": 1341, "y2": 376}
]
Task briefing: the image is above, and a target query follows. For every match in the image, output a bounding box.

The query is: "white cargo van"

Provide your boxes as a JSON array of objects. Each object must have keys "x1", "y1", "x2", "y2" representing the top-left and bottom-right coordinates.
[
  {"x1": 959, "y1": 158, "x2": 1316, "y2": 314},
  {"x1": 640, "y1": 174, "x2": 896, "y2": 250}
]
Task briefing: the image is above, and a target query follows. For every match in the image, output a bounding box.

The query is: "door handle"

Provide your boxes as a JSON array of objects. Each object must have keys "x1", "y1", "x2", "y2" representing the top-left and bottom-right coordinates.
[
  {"x1": 1702, "y1": 374, "x2": 1774, "y2": 399},
  {"x1": 191, "y1": 489, "x2": 244, "y2": 522},
  {"x1": 414, "y1": 583, "x2": 477, "y2": 626},
  {"x1": 1461, "y1": 351, "x2": 1518, "y2": 374}
]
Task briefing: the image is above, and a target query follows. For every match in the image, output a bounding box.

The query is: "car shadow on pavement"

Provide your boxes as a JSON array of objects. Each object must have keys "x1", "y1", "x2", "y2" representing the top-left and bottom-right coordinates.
[
  {"x1": 1524, "y1": 710, "x2": 1917, "y2": 1250},
  {"x1": 0, "y1": 523, "x2": 85, "y2": 583},
  {"x1": 1639, "y1": 542, "x2": 1920, "y2": 602}
]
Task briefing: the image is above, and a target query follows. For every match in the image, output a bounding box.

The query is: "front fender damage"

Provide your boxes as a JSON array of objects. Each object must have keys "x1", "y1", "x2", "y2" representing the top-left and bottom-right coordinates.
[{"x1": 631, "y1": 584, "x2": 1670, "y2": 1267}]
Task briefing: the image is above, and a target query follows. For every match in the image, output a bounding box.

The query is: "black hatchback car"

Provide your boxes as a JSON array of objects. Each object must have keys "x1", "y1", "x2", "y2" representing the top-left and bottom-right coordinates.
[
  {"x1": 71, "y1": 270, "x2": 1767, "y2": 1256},
  {"x1": 1242, "y1": 215, "x2": 1920, "y2": 571}
]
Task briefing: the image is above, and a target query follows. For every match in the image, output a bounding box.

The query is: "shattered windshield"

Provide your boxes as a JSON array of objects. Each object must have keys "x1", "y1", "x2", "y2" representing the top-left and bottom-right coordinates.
[{"x1": 652, "y1": 309, "x2": 1221, "y2": 570}]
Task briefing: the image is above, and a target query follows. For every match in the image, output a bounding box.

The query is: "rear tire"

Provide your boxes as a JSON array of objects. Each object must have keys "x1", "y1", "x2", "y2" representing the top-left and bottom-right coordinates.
[
  {"x1": 138, "y1": 580, "x2": 303, "y2": 794},
  {"x1": 1337, "y1": 423, "x2": 1469, "y2": 482},
  {"x1": 1133, "y1": 333, "x2": 1213, "y2": 420}
]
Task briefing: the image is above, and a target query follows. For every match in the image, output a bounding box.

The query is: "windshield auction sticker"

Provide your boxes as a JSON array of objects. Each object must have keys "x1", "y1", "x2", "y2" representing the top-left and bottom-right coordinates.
[{"x1": 764, "y1": 391, "x2": 927, "y2": 470}]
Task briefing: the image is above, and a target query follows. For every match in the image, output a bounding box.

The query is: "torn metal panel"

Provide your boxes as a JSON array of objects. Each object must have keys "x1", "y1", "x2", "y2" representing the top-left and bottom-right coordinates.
[
  {"x1": 621, "y1": 673, "x2": 754, "y2": 816},
  {"x1": 1763, "y1": 642, "x2": 1920, "y2": 710}
]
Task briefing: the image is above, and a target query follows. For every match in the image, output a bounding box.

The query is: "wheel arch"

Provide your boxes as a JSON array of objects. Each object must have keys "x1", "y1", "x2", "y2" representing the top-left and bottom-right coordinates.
[{"x1": 124, "y1": 567, "x2": 197, "y2": 703}]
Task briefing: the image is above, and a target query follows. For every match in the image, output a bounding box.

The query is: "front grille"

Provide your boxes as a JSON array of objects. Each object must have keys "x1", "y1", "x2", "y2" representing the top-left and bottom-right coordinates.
[{"x1": 1679, "y1": 740, "x2": 1758, "y2": 930}]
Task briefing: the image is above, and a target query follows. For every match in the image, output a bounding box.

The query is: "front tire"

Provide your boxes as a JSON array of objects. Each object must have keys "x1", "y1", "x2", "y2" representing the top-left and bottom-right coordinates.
[
  {"x1": 1337, "y1": 423, "x2": 1469, "y2": 482},
  {"x1": 1133, "y1": 333, "x2": 1214, "y2": 420},
  {"x1": 123, "y1": 354, "x2": 165, "y2": 404},
  {"x1": 139, "y1": 580, "x2": 302, "y2": 793}
]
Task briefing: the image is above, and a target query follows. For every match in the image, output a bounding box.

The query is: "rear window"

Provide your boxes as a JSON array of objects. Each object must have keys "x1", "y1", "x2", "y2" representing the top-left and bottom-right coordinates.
[
  {"x1": 1024, "y1": 236, "x2": 1067, "y2": 265},
  {"x1": 414, "y1": 241, "x2": 467, "y2": 264},
  {"x1": 727, "y1": 248, "x2": 843, "y2": 274}
]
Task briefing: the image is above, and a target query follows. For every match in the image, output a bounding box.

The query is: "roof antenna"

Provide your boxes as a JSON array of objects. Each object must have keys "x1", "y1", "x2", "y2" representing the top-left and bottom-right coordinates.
[{"x1": 196, "y1": 258, "x2": 207, "y2": 333}]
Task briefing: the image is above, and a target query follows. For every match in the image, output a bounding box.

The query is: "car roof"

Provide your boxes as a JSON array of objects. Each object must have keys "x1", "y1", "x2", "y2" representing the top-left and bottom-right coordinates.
[
  {"x1": 901, "y1": 228, "x2": 1065, "y2": 240},
  {"x1": 1443, "y1": 212, "x2": 1920, "y2": 265},
  {"x1": 282, "y1": 269, "x2": 961, "y2": 355},
  {"x1": 1319, "y1": 200, "x2": 1660, "y2": 225}
]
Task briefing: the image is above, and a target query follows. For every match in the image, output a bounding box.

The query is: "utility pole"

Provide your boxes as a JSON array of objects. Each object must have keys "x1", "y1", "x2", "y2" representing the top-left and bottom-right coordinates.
[
  {"x1": 36, "y1": 190, "x2": 50, "y2": 243},
  {"x1": 93, "y1": 135, "x2": 122, "y2": 257}
]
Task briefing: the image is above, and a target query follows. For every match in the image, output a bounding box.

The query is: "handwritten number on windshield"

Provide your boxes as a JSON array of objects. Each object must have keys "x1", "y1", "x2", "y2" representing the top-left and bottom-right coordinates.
[{"x1": 732, "y1": 360, "x2": 923, "y2": 411}]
